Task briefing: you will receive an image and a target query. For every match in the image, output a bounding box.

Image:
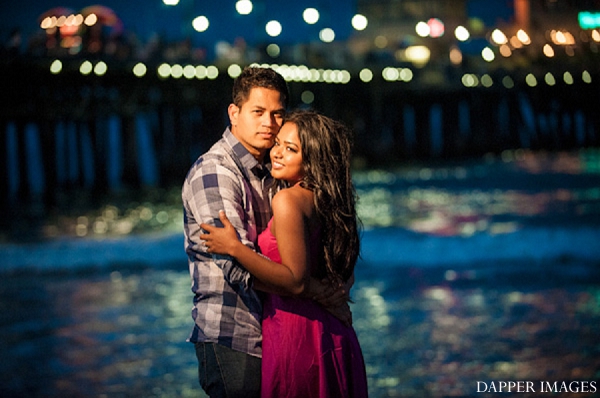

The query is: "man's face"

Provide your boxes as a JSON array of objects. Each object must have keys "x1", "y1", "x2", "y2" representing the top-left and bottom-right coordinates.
[{"x1": 228, "y1": 87, "x2": 286, "y2": 162}]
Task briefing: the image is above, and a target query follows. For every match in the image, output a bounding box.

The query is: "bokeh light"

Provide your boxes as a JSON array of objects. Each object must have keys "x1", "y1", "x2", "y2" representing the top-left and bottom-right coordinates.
[
  {"x1": 454, "y1": 25, "x2": 470, "y2": 41},
  {"x1": 303, "y1": 8, "x2": 319, "y2": 24},
  {"x1": 192, "y1": 16, "x2": 209, "y2": 33},
  {"x1": 352, "y1": 14, "x2": 368, "y2": 31},
  {"x1": 133, "y1": 62, "x2": 147, "y2": 77},
  {"x1": 319, "y1": 28, "x2": 335, "y2": 43},
  {"x1": 266, "y1": 20, "x2": 282, "y2": 37},
  {"x1": 235, "y1": 0, "x2": 253, "y2": 15}
]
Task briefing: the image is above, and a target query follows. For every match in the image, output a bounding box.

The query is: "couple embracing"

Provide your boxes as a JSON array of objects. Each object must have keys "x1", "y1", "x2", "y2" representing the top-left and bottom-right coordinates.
[{"x1": 182, "y1": 66, "x2": 368, "y2": 397}]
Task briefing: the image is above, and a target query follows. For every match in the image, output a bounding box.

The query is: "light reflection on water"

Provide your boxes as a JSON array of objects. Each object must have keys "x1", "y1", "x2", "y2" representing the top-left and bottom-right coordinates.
[
  {"x1": 28, "y1": 149, "x2": 600, "y2": 241},
  {"x1": 1, "y1": 268, "x2": 599, "y2": 397},
  {"x1": 354, "y1": 150, "x2": 600, "y2": 235},
  {"x1": 0, "y1": 270, "x2": 202, "y2": 398}
]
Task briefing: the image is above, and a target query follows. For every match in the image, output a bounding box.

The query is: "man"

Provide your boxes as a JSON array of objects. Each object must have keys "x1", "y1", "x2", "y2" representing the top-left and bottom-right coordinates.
[{"x1": 182, "y1": 66, "x2": 288, "y2": 397}]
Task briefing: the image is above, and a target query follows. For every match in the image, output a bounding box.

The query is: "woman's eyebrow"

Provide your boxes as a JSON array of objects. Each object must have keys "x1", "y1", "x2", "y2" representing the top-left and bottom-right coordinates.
[{"x1": 283, "y1": 140, "x2": 299, "y2": 147}]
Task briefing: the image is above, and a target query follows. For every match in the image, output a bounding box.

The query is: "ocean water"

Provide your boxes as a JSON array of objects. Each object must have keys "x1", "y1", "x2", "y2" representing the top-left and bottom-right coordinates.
[{"x1": 1, "y1": 149, "x2": 600, "y2": 397}]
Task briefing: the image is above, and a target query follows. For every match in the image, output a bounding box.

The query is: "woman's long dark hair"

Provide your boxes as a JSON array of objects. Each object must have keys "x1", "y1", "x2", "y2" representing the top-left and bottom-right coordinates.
[{"x1": 284, "y1": 109, "x2": 360, "y2": 283}]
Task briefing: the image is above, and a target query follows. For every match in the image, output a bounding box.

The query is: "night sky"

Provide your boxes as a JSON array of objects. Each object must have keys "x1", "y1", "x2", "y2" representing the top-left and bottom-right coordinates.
[{"x1": 1, "y1": 0, "x2": 356, "y2": 46}]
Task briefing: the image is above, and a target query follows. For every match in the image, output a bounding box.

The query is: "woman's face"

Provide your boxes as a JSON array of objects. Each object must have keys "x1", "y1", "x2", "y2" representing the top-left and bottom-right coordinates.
[{"x1": 270, "y1": 121, "x2": 304, "y2": 184}]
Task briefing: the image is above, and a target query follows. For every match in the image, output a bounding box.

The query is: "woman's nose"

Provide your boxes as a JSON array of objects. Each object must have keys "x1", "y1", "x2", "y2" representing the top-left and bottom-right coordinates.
[{"x1": 272, "y1": 145, "x2": 282, "y2": 157}]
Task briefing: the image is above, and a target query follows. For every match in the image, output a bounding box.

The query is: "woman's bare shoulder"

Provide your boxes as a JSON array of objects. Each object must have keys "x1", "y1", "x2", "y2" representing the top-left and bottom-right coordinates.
[{"x1": 272, "y1": 185, "x2": 314, "y2": 216}]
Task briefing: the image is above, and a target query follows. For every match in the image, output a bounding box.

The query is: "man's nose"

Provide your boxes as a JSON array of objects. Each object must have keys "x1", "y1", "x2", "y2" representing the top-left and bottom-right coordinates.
[{"x1": 262, "y1": 112, "x2": 277, "y2": 126}]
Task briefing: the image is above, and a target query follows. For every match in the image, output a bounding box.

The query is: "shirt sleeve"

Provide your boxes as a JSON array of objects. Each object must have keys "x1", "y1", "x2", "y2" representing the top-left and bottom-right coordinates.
[{"x1": 183, "y1": 159, "x2": 255, "y2": 289}]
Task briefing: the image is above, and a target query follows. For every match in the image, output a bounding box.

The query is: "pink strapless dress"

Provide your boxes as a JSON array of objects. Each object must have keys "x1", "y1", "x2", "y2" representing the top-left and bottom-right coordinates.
[{"x1": 258, "y1": 219, "x2": 369, "y2": 398}]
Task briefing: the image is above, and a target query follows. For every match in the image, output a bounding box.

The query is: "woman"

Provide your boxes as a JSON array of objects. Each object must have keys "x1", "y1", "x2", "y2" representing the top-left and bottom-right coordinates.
[{"x1": 200, "y1": 109, "x2": 368, "y2": 397}]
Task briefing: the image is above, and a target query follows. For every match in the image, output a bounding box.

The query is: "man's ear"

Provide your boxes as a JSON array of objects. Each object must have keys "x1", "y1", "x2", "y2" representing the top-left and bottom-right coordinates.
[{"x1": 228, "y1": 103, "x2": 239, "y2": 128}]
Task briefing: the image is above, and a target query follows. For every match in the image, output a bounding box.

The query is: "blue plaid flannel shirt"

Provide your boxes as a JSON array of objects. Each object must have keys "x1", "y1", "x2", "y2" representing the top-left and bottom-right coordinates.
[{"x1": 182, "y1": 128, "x2": 274, "y2": 357}]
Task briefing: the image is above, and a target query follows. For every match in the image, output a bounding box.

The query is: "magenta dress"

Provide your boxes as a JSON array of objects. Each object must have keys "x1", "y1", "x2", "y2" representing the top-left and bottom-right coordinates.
[{"x1": 258, "y1": 219, "x2": 369, "y2": 398}]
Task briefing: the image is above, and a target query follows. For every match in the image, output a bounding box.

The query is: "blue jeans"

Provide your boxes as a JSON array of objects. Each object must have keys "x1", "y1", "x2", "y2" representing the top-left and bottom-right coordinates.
[{"x1": 195, "y1": 342, "x2": 261, "y2": 398}]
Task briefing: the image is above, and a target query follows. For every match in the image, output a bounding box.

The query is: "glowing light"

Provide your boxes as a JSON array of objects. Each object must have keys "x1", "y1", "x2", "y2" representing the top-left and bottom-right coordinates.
[
  {"x1": 207, "y1": 65, "x2": 219, "y2": 79},
  {"x1": 158, "y1": 63, "x2": 171, "y2": 78},
  {"x1": 454, "y1": 25, "x2": 470, "y2": 41},
  {"x1": 563, "y1": 71, "x2": 574, "y2": 85},
  {"x1": 319, "y1": 28, "x2": 335, "y2": 42},
  {"x1": 481, "y1": 47, "x2": 495, "y2": 62},
  {"x1": 550, "y1": 30, "x2": 575, "y2": 45},
  {"x1": 543, "y1": 44, "x2": 555, "y2": 57},
  {"x1": 404, "y1": 45, "x2": 430, "y2": 66},
  {"x1": 133, "y1": 63, "x2": 147, "y2": 77},
  {"x1": 481, "y1": 74, "x2": 493, "y2": 87},
  {"x1": 183, "y1": 64, "x2": 196, "y2": 79},
  {"x1": 427, "y1": 18, "x2": 444, "y2": 38},
  {"x1": 236, "y1": 0, "x2": 253, "y2": 15},
  {"x1": 50, "y1": 59, "x2": 62, "y2": 74},
  {"x1": 352, "y1": 14, "x2": 368, "y2": 31},
  {"x1": 359, "y1": 68, "x2": 373, "y2": 82},
  {"x1": 499, "y1": 44, "x2": 512, "y2": 57},
  {"x1": 84, "y1": 14, "x2": 97, "y2": 26},
  {"x1": 266, "y1": 43, "x2": 280, "y2": 57},
  {"x1": 517, "y1": 29, "x2": 531, "y2": 44},
  {"x1": 509, "y1": 36, "x2": 523, "y2": 48},
  {"x1": 582, "y1": 70, "x2": 592, "y2": 83},
  {"x1": 163, "y1": 0, "x2": 180, "y2": 5},
  {"x1": 80, "y1": 60, "x2": 93, "y2": 75},
  {"x1": 195, "y1": 65, "x2": 207, "y2": 79},
  {"x1": 399, "y1": 68, "x2": 413, "y2": 82},
  {"x1": 322, "y1": 69, "x2": 334, "y2": 83},
  {"x1": 228, "y1": 64, "x2": 242, "y2": 78},
  {"x1": 192, "y1": 16, "x2": 209, "y2": 32},
  {"x1": 303, "y1": 8, "x2": 319, "y2": 24},
  {"x1": 544, "y1": 72, "x2": 556, "y2": 86},
  {"x1": 462, "y1": 74, "x2": 478, "y2": 87},
  {"x1": 340, "y1": 70, "x2": 351, "y2": 83},
  {"x1": 502, "y1": 76, "x2": 514, "y2": 89},
  {"x1": 382, "y1": 67, "x2": 399, "y2": 81},
  {"x1": 578, "y1": 11, "x2": 600, "y2": 29},
  {"x1": 592, "y1": 30, "x2": 600, "y2": 42},
  {"x1": 415, "y1": 21, "x2": 430, "y2": 37},
  {"x1": 491, "y1": 29, "x2": 508, "y2": 45},
  {"x1": 301, "y1": 90, "x2": 314, "y2": 104},
  {"x1": 41, "y1": 17, "x2": 52, "y2": 29},
  {"x1": 171, "y1": 64, "x2": 183, "y2": 78},
  {"x1": 525, "y1": 73, "x2": 538, "y2": 87},
  {"x1": 94, "y1": 61, "x2": 107, "y2": 76},
  {"x1": 374, "y1": 36, "x2": 387, "y2": 48},
  {"x1": 266, "y1": 20, "x2": 282, "y2": 37},
  {"x1": 449, "y1": 46, "x2": 462, "y2": 65}
]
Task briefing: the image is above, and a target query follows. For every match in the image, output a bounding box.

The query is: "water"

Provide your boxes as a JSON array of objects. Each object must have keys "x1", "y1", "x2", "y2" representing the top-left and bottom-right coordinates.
[{"x1": 1, "y1": 149, "x2": 600, "y2": 397}]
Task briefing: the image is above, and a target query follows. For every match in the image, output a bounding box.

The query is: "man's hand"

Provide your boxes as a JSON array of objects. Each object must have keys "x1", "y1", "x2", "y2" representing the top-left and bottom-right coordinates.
[
  {"x1": 309, "y1": 278, "x2": 354, "y2": 327},
  {"x1": 325, "y1": 301, "x2": 353, "y2": 327}
]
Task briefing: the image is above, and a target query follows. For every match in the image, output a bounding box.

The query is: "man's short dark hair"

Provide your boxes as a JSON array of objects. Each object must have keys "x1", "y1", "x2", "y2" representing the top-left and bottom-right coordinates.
[{"x1": 232, "y1": 66, "x2": 289, "y2": 109}]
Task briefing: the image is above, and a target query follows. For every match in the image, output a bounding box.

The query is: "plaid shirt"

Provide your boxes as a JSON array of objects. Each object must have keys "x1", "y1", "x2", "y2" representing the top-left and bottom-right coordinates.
[{"x1": 182, "y1": 128, "x2": 274, "y2": 357}]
